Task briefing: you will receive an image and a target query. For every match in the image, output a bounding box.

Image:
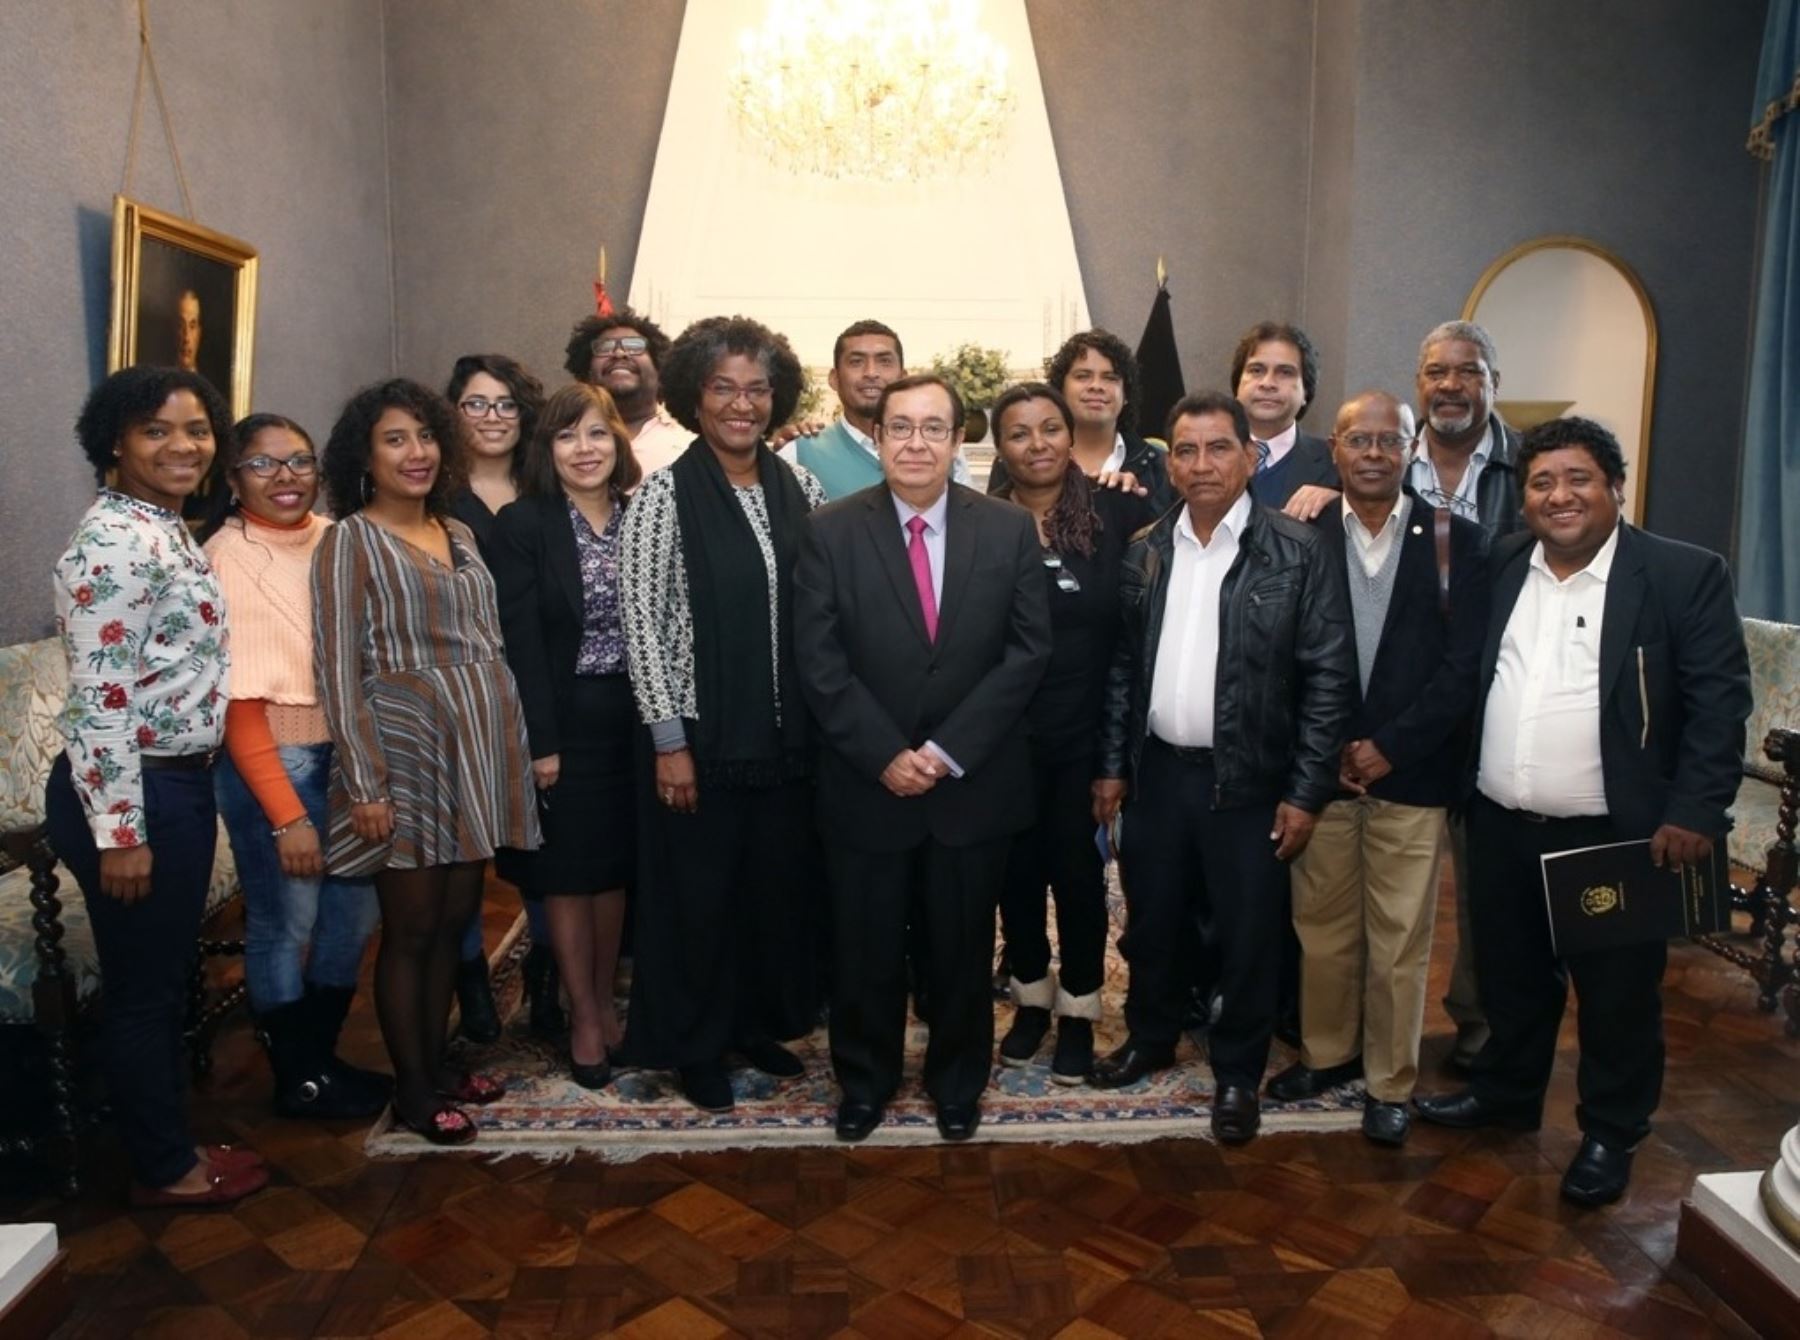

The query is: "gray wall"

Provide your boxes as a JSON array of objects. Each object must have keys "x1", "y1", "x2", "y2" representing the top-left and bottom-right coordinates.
[
  {"x1": 0, "y1": 0, "x2": 392, "y2": 642},
  {"x1": 0, "y1": 0, "x2": 1766, "y2": 642}
]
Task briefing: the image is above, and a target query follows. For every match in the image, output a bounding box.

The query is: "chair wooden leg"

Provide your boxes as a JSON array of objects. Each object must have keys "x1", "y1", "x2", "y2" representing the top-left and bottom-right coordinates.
[{"x1": 20, "y1": 833, "x2": 80, "y2": 1195}]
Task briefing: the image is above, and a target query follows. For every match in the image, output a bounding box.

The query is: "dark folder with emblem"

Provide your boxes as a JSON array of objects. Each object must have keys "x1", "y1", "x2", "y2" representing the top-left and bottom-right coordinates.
[{"x1": 1539, "y1": 840, "x2": 1730, "y2": 955}]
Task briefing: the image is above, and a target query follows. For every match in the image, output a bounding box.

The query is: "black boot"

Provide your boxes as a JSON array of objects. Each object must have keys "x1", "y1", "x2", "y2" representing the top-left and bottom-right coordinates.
[
  {"x1": 304, "y1": 983, "x2": 393, "y2": 1112},
  {"x1": 523, "y1": 944, "x2": 568, "y2": 1041},
  {"x1": 456, "y1": 955, "x2": 503, "y2": 1043},
  {"x1": 261, "y1": 998, "x2": 386, "y2": 1120}
]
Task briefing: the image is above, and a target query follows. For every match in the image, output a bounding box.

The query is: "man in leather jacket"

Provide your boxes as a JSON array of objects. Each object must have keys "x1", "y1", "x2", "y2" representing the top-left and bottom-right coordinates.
[{"x1": 1091, "y1": 390, "x2": 1354, "y2": 1143}]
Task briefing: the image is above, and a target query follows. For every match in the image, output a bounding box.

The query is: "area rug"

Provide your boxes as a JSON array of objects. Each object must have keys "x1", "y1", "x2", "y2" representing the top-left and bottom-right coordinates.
[{"x1": 365, "y1": 895, "x2": 1366, "y2": 1162}]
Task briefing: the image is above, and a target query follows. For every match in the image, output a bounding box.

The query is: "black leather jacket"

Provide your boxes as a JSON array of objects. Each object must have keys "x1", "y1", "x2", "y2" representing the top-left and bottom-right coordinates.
[{"x1": 1097, "y1": 499, "x2": 1355, "y2": 812}]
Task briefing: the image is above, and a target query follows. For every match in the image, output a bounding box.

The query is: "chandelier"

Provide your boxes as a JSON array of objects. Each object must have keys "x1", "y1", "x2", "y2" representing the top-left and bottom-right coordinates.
[{"x1": 726, "y1": 0, "x2": 1018, "y2": 184}]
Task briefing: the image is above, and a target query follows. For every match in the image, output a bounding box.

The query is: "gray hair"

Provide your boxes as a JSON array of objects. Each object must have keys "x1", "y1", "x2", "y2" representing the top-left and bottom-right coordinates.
[{"x1": 1417, "y1": 320, "x2": 1498, "y2": 373}]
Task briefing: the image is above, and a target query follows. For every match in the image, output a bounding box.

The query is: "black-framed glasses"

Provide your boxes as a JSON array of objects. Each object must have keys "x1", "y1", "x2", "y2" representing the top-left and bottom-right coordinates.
[
  {"x1": 593, "y1": 336, "x2": 649, "y2": 357},
  {"x1": 1042, "y1": 552, "x2": 1081, "y2": 593},
  {"x1": 237, "y1": 453, "x2": 319, "y2": 479},
  {"x1": 459, "y1": 396, "x2": 520, "y2": 420}
]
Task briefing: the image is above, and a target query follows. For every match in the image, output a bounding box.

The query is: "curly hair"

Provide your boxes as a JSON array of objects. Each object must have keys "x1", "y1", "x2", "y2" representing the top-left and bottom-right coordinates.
[
  {"x1": 988, "y1": 383, "x2": 1099, "y2": 558},
  {"x1": 1228, "y1": 321, "x2": 1320, "y2": 422},
  {"x1": 562, "y1": 307, "x2": 671, "y2": 381},
  {"x1": 1045, "y1": 329, "x2": 1140, "y2": 434},
  {"x1": 660, "y1": 315, "x2": 804, "y2": 437},
  {"x1": 321, "y1": 378, "x2": 467, "y2": 520},
  {"x1": 445, "y1": 353, "x2": 546, "y2": 487},
  {"x1": 74, "y1": 364, "x2": 235, "y2": 490},
  {"x1": 1418, "y1": 319, "x2": 1499, "y2": 374},
  {"x1": 195, "y1": 411, "x2": 317, "y2": 541},
  {"x1": 522, "y1": 382, "x2": 643, "y2": 499},
  {"x1": 1517, "y1": 415, "x2": 1627, "y2": 485}
]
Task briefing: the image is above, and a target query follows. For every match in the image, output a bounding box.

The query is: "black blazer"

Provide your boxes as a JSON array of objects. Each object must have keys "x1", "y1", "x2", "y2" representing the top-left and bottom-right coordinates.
[
  {"x1": 794, "y1": 482, "x2": 1053, "y2": 852},
  {"x1": 1313, "y1": 497, "x2": 1488, "y2": 807},
  {"x1": 1250, "y1": 430, "x2": 1339, "y2": 508},
  {"x1": 1469, "y1": 524, "x2": 1751, "y2": 838},
  {"x1": 491, "y1": 493, "x2": 603, "y2": 759}
]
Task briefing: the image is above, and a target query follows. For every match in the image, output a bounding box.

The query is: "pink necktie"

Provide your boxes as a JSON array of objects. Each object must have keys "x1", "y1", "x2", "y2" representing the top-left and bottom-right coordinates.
[{"x1": 906, "y1": 515, "x2": 938, "y2": 642}]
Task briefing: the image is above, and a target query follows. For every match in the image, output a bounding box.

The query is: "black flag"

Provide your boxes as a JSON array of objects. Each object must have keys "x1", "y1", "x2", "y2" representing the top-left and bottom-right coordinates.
[{"x1": 1135, "y1": 280, "x2": 1184, "y2": 443}]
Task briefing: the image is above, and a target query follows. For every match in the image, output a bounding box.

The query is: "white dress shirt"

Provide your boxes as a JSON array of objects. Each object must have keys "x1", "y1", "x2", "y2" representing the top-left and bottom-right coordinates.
[
  {"x1": 891, "y1": 487, "x2": 961, "y2": 777},
  {"x1": 1253, "y1": 422, "x2": 1299, "y2": 470},
  {"x1": 1477, "y1": 524, "x2": 1620, "y2": 816},
  {"x1": 1147, "y1": 490, "x2": 1254, "y2": 749},
  {"x1": 1407, "y1": 423, "x2": 1492, "y2": 521},
  {"x1": 1344, "y1": 493, "x2": 1410, "y2": 577}
]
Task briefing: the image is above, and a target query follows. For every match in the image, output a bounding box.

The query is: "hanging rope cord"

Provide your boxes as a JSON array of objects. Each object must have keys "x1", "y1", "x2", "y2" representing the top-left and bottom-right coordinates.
[{"x1": 120, "y1": 0, "x2": 195, "y2": 217}]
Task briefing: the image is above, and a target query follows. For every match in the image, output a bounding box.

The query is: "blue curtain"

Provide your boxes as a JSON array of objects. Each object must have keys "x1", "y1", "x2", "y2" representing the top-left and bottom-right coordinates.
[{"x1": 1739, "y1": 0, "x2": 1800, "y2": 622}]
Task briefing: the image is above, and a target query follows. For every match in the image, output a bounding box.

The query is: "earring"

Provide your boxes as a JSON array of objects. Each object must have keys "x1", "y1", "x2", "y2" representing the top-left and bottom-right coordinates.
[{"x1": 360, "y1": 473, "x2": 374, "y2": 505}]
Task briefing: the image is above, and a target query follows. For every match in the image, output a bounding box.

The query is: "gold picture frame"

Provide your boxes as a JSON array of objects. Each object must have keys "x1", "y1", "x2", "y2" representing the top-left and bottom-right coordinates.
[{"x1": 107, "y1": 194, "x2": 258, "y2": 418}]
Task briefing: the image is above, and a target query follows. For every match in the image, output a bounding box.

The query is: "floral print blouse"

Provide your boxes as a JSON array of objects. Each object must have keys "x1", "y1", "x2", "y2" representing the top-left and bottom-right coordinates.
[
  {"x1": 53, "y1": 490, "x2": 228, "y2": 848},
  {"x1": 569, "y1": 497, "x2": 627, "y2": 676}
]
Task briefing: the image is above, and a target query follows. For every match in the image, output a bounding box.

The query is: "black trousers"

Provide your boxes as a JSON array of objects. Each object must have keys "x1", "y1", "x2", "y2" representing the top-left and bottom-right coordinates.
[
  {"x1": 624, "y1": 778, "x2": 819, "y2": 1069},
  {"x1": 997, "y1": 753, "x2": 1108, "y2": 998},
  {"x1": 828, "y1": 836, "x2": 1007, "y2": 1108},
  {"x1": 1118, "y1": 739, "x2": 1286, "y2": 1088},
  {"x1": 1466, "y1": 795, "x2": 1667, "y2": 1148},
  {"x1": 44, "y1": 752, "x2": 216, "y2": 1189}
]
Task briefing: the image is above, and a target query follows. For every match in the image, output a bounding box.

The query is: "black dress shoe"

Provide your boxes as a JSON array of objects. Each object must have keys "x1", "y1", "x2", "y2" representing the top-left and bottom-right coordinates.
[
  {"x1": 1560, "y1": 1136, "x2": 1634, "y2": 1207},
  {"x1": 935, "y1": 1103, "x2": 981, "y2": 1142},
  {"x1": 738, "y1": 1038, "x2": 805, "y2": 1079},
  {"x1": 1211, "y1": 1085, "x2": 1260, "y2": 1145},
  {"x1": 1362, "y1": 1098, "x2": 1410, "y2": 1146},
  {"x1": 835, "y1": 1100, "x2": 883, "y2": 1142},
  {"x1": 1413, "y1": 1089, "x2": 1540, "y2": 1131},
  {"x1": 1088, "y1": 1037, "x2": 1176, "y2": 1090},
  {"x1": 677, "y1": 1062, "x2": 735, "y2": 1113},
  {"x1": 570, "y1": 1056, "x2": 612, "y2": 1090},
  {"x1": 1266, "y1": 1056, "x2": 1364, "y2": 1102}
]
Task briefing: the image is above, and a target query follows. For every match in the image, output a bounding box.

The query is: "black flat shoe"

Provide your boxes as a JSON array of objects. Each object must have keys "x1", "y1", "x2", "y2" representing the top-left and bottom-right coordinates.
[
  {"x1": 1211, "y1": 1085, "x2": 1261, "y2": 1145},
  {"x1": 1560, "y1": 1136, "x2": 1634, "y2": 1207},
  {"x1": 1413, "y1": 1089, "x2": 1540, "y2": 1131},
  {"x1": 1266, "y1": 1056, "x2": 1364, "y2": 1102},
  {"x1": 738, "y1": 1038, "x2": 804, "y2": 1079},
  {"x1": 999, "y1": 1006, "x2": 1051, "y2": 1066},
  {"x1": 1050, "y1": 1018, "x2": 1094, "y2": 1085},
  {"x1": 1362, "y1": 1098, "x2": 1411, "y2": 1146},
  {"x1": 935, "y1": 1103, "x2": 981, "y2": 1142},
  {"x1": 570, "y1": 1056, "x2": 612, "y2": 1090},
  {"x1": 678, "y1": 1062, "x2": 735, "y2": 1113},
  {"x1": 1088, "y1": 1037, "x2": 1176, "y2": 1090},
  {"x1": 835, "y1": 1100, "x2": 884, "y2": 1142}
]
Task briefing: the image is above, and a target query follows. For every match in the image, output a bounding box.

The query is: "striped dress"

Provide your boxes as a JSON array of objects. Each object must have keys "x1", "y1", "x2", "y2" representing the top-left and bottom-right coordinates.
[{"x1": 311, "y1": 513, "x2": 540, "y2": 876}]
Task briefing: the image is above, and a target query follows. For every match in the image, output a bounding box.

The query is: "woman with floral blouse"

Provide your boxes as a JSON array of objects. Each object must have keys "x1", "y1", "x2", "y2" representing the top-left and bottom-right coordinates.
[{"x1": 45, "y1": 366, "x2": 269, "y2": 1206}]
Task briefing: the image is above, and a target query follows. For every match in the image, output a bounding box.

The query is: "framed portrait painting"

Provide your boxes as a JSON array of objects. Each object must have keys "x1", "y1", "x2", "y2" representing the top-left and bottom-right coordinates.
[{"x1": 107, "y1": 194, "x2": 258, "y2": 418}]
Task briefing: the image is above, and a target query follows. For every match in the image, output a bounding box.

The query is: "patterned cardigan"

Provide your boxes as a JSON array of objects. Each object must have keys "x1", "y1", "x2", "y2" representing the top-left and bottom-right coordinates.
[{"x1": 619, "y1": 459, "x2": 826, "y2": 752}]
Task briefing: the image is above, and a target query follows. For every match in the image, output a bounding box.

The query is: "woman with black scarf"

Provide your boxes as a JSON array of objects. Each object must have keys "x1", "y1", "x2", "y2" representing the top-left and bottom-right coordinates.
[{"x1": 618, "y1": 314, "x2": 826, "y2": 1113}]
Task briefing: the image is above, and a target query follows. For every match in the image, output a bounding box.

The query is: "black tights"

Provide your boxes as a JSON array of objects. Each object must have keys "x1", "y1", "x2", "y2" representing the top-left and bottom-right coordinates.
[{"x1": 374, "y1": 861, "x2": 486, "y2": 1124}]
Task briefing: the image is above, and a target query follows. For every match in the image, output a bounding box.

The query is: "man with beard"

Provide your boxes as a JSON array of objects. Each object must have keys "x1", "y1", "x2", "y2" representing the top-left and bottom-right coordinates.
[
  {"x1": 783, "y1": 320, "x2": 971, "y2": 500},
  {"x1": 1408, "y1": 320, "x2": 1521, "y2": 1074},
  {"x1": 563, "y1": 309, "x2": 687, "y2": 474}
]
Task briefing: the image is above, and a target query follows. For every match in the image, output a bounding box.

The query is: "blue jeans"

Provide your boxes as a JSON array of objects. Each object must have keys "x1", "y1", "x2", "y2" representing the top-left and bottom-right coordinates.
[{"x1": 215, "y1": 743, "x2": 379, "y2": 1012}]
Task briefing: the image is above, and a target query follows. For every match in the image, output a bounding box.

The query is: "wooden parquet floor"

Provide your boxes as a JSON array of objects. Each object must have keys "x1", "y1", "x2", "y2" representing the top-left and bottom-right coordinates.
[{"x1": 6, "y1": 875, "x2": 1797, "y2": 1339}]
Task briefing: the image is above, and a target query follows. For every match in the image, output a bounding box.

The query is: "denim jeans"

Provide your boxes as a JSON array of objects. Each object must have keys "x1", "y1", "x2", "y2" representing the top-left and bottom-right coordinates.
[
  {"x1": 45, "y1": 753, "x2": 214, "y2": 1189},
  {"x1": 215, "y1": 743, "x2": 378, "y2": 1012}
]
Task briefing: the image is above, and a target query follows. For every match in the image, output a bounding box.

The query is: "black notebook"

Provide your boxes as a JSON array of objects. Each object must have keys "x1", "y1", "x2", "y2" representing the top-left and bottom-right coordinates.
[{"x1": 1538, "y1": 840, "x2": 1730, "y2": 956}]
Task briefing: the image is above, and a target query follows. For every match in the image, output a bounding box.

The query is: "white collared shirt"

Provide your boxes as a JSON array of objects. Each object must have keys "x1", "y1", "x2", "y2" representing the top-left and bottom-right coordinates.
[
  {"x1": 1147, "y1": 490, "x2": 1254, "y2": 749},
  {"x1": 1343, "y1": 494, "x2": 1410, "y2": 578},
  {"x1": 1407, "y1": 424, "x2": 1492, "y2": 521},
  {"x1": 1253, "y1": 422, "x2": 1299, "y2": 470},
  {"x1": 1102, "y1": 431, "x2": 1128, "y2": 474},
  {"x1": 1477, "y1": 524, "x2": 1621, "y2": 816}
]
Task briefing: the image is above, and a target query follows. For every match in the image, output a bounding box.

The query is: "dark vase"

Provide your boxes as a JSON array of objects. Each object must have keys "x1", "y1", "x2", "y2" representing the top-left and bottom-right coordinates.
[{"x1": 964, "y1": 408, "x2": 988, "y2": 444}]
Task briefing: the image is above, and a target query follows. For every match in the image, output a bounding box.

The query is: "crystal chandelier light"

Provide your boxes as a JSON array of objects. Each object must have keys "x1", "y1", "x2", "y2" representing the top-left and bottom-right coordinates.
[{"x1": 726, "y1": 0, "x2": 1018, "y2": 184}]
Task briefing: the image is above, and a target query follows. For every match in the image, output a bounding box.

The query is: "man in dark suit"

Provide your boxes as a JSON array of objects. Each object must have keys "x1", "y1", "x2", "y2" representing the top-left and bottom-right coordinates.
[
  {"x1": 794, "y1": 373, "x2": 1052, "y2": 1143},
  {"x1": 1265, "y1": 391, "x2": 1488, "y2": 1146},
  {"x1": 1231, "y1": 321, "x2": 1339, "y2": 514},
  {"x1": 1091, "y1": 391, "x2": 1355, "y2": 1143},
  {"x1": 1417, "y1": 417, "x2": 1751, "y2": 1207}
]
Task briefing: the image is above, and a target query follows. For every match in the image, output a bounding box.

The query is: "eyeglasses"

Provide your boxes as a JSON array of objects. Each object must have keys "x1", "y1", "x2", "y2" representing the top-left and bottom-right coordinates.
[
  {"x1": 237, "y1": 453, "x2": 318, "y2": 479},
  {"x1": 704, "y1": 379, "x2": 774, "y2": 403},
  {"x1": 593, "y1": 336, "x2": 649, "y2": 357},
  {"x1": 459, "y1": 396, "x2": 520, "y2": 420},
  {"x1": 1042, "y1": 552, "x2": 1081, "y2": 593},
  {"x1": 881, "y1": 420, "x2": 955, "y2": 444},
  {"x1": 1340, "y1": 432, "x2": 1412, "y2": 454}
]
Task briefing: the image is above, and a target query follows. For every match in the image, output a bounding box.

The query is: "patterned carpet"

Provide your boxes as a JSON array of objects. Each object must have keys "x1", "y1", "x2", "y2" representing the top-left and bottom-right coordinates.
[{"x1": 367, "y1": 901, "x2": 1366, "y2": 1161}]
